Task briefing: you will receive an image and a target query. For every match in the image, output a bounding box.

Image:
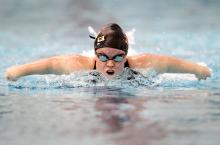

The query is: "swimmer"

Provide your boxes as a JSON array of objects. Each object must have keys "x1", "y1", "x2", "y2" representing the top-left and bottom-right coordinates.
[{"x1": 5, "y1": 23, "x2": 211, "y2": 81}]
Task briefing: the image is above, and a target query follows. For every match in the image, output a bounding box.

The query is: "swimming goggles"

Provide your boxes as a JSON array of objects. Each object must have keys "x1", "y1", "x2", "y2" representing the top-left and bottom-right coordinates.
[{"x1": 96, "y1": 53, "x2": 125, "y2": 62}]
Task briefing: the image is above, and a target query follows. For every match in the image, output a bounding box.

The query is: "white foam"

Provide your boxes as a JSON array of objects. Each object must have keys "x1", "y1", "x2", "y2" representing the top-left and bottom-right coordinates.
[
  {"x1": 197, "y1": 62, "x2": 212, "y2": 73},
  {"x1": 127, "y1": 47, "x2": 138, "y2": 56},
  {"x1": 125, "y1": 28, "x2": 136, "y2": 45},
  {"x1": 159, "y1": 73, "x2": 197, "y2": 81},
  {"x1": 81, "y1": 50, "x2": 95, "y2": 57}
]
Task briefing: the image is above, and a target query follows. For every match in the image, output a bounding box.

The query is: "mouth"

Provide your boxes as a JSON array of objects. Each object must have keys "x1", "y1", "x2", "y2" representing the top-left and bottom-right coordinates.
[{"x1": 106, "y1": 70, "x2": 115, "y2": 75}]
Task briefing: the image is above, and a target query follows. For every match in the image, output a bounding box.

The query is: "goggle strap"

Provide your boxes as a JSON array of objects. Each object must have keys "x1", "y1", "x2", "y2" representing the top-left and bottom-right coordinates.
[{"x1": 89, "y1": 35, "x2": 96, "y2": 39}]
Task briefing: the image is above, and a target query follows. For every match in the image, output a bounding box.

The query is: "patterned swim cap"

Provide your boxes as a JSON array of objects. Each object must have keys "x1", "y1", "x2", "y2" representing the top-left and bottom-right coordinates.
[{"x1": 92, "y1": 23, "x2": 128, "y2": 54}]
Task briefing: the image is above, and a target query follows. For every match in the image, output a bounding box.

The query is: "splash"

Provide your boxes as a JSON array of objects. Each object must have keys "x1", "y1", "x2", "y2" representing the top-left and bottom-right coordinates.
[{"x1": 8, "y1": 68, "x2": 159, "y2": 89}]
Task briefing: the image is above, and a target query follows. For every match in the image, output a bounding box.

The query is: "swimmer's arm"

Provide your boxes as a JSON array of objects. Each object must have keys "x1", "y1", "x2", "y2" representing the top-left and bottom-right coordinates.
[
  {"x1": 5, "y1": 58, "x2": 52, "y2": 81},
  {"x1": 5, "y1": 55, "x2": 94, "y2": 81},
  {"x1": 128, "y1": 54, "x2": 211, "y2": 80},
  {"x1": 162, "y1": 55, "x2": 211, "y2": 80}
]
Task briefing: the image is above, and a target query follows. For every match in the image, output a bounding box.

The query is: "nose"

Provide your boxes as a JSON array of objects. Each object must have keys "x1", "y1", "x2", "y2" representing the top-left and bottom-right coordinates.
[{"x1": 106, "y1": 60, "x2": 115, "y2": 67}]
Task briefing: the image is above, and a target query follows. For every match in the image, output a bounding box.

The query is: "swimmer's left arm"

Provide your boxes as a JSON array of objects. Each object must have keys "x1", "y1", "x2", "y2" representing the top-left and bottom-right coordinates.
[
  {"x1": 128, "y1": 54, "x2": 211, "y2": 80},
  {"x1": 162, "y1": 55, "x2": 211, "y2": 80}
]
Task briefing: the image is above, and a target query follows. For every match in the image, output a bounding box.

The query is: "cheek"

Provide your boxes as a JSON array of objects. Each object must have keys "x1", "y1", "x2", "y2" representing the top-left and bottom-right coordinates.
[
  {"x1": 96, "y1": 62, "x2": 105, "y2": 70},
  {"x1": 115, "y1": 63, "x2": 125, "y2": 71}
]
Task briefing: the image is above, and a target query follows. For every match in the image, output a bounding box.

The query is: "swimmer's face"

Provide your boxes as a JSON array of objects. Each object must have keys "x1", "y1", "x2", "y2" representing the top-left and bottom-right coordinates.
[{"x1": 95, "y1": 48, "x2": 127, "y2": 79}]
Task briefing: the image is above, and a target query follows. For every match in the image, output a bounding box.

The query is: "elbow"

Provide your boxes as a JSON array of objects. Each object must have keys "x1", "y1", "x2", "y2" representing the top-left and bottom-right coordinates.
[{"x1": 48, "y1": 57, "x2": 60, "y2": 74}]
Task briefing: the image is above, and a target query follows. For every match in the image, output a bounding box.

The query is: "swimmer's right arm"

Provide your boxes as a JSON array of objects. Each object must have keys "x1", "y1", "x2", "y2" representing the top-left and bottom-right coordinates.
[{"x1": 5, "y1": 55, "x2": 95, "y2": 81}]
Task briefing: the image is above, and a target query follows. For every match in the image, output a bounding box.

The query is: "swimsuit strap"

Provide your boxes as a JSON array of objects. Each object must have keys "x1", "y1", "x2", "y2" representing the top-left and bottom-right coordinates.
[{"x1": 93, "y1": 60, "x2": 96, "y2": 69}]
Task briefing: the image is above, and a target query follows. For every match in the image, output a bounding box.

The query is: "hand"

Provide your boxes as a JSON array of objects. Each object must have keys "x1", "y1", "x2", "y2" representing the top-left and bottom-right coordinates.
[
  {"x1": 195, "y1": 66, "x2": 211, "y2": 80},
  {"x1": 5, "y1": 67, "x2": 18, "y2": 81}
]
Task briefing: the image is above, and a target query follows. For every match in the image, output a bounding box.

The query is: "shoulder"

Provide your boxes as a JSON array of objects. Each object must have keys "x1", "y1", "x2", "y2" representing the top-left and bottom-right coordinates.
[
  {"x1": 51, "y1": 54, "x2": 95, "y2": 69},
  {"x1": 127, "y1": 53, "x2": 165, "y2": 60},
  {"x1": 127, "y1": 53, "x2": 168, "y2": 68},
  {"x1": 126, "y1": 53, "x2": 152, "y2": 68},
  {"x1": 51, "y1": 54, "x2": 94, "y2": 61},
  {"x1": 69, "y1": 54, "x2": 96, "y2": 69},
  {"x1": 127, "y1": 53, "x2": 169, "y2": 62}
]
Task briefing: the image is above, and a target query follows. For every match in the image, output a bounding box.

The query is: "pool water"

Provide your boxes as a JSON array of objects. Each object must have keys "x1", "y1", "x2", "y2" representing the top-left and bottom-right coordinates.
[{"x1": 0, "y1": 0, "x2": 220, "y2": 145}]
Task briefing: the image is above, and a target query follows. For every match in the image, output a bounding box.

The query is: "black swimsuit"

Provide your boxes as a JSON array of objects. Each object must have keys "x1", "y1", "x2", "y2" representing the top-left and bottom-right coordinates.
[{"x1": 93, "y1": 61, "x2": 130, "y2": 69}]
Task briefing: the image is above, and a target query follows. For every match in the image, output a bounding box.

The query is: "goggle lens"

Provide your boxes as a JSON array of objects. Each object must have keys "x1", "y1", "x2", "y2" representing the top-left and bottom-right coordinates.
[
  {"x1": 99, "y1": 55, "x2": 109, "y2": 62},
  {"x1": 97, "y1": 54, "x2": 124, "y2": 62}
]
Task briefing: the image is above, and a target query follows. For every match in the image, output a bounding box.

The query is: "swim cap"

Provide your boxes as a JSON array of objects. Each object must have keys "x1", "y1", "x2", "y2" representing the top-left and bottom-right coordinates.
[{"x1": 92, "y1": 23, "x2": 128, "y2": 54}]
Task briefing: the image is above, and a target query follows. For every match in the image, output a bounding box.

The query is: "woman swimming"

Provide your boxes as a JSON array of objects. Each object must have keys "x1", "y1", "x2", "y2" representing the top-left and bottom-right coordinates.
[{"x1": 5, "y1": 23, "x2": 211, "y2": 81}]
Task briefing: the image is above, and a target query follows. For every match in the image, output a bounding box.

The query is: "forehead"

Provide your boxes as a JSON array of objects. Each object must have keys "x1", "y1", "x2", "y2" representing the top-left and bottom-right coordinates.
[{"x1": 96, "y1": 47, "x2": 126, "y2": 55}]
